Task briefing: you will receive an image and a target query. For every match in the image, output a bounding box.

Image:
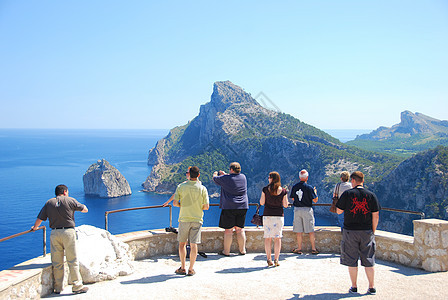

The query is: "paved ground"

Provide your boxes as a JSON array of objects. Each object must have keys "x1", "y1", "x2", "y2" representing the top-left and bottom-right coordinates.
[{"x1": 46, "y1": 252, "x2": 448, "y2": 299}]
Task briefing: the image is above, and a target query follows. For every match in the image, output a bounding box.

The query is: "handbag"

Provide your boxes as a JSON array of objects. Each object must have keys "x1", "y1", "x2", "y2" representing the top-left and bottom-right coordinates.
[
  {"x1": 330, "y1": 183, "x2": 340, "y2": 213},
  {"x1": 251, "y1": 206, "x2": 263, "y2": 226}
]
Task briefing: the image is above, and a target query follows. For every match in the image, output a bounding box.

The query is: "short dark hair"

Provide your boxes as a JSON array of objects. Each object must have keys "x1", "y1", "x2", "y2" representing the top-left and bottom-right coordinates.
[
  {"x1": 189, "y1": 166, "x2": 200, "y2": 179},
  {"x1": 55, "y1": 184, "x2": 68, "y2": 196},
  {"x1": 230, "y1": 162, "x2": 241, "y2": 174},
  {"x1": 350, "y1": 171, "x2": 364, "y2": 184}
]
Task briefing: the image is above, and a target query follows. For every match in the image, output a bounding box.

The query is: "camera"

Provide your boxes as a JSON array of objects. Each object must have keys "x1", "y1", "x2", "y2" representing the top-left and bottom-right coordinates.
[{"x1": 165, "y1": 226, "x2": 178, "y2": 234}]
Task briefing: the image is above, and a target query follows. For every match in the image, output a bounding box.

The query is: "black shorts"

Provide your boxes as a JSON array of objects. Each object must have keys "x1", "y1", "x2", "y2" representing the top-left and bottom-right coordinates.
[
  {"x1": 340, "y1": 229, "x2": 376, "y2": 267},
  {"x1": 219, "y1": 209, "x2": 248, "y2": 229}
]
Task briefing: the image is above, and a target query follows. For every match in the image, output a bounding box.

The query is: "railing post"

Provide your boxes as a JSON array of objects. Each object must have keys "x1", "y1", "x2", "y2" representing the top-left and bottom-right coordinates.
[
  {"x1": 105, "y1": 212, "x2": 109, "y2": 231},
  {"x1": 42, "y1": 226, "x2": 46, "y2": 257},
  {"x1": 169, "y1": 205, "x2": 172, "y2": 227}
]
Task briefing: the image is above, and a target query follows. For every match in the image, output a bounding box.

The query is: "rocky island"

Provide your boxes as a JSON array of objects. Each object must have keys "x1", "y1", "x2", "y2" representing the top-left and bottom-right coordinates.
[{"x1": 83, "y1": 159, "x2": 132, "y2": 198}]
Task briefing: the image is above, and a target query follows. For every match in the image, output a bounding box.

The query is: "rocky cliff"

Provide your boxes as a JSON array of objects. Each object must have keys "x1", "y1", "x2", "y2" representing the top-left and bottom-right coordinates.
[
  {"x1": 347, "y1": 111, "x2": 448, "y2": 157},
  {"x1": 356, "y1": 111, "x2": 448, "y2": 140},
  {"x1": 372, "y1": 146, "x2": 448, "y2": 234},
  {"x1": 83, "y1": 159, "x2": 132, "y2": 198},
  {"x1": 143, "y1": 81, "x2": 400, "y2": 204}
]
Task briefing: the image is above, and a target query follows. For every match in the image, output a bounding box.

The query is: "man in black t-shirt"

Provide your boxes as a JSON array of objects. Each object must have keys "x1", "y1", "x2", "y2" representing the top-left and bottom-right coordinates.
[
  {"x1": 336, "y1": 171, "x2": 380, "y2": 295},
  {"x1": 289, "y1": 169, "x2": 319, "y2": 255}
]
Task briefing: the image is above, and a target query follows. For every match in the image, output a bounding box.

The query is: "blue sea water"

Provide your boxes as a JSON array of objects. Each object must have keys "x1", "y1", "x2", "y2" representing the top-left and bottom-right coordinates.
[
  {"x1": 0, "y1": 129, "x2": 359, "y2": 271},
  {"x1": 323, "y1": 129, "x2": 372, "y2": 142}
]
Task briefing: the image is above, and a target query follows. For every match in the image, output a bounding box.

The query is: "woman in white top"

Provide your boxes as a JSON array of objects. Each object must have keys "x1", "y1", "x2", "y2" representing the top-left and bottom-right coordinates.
[{"x1": 333, "y1": 171, "x2": 352, "y2": 227}]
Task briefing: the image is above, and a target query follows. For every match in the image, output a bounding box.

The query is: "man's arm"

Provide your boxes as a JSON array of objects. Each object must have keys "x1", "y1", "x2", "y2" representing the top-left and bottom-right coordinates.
[
  {"x1": 202, "y1": 188, "x2": 210, "y2": 210},
  {"x1": 81, "y1": 205, "x2": 88, "y2": 213},
  {"x1": 372, "y1": 211, "x2": 379, "y2": 233},
  {"x1": 31, "y1": 218, "x2": 43, "y2": 231},
  {"x1": 173, "y1": 198, "x2": 180, "y2": 207},
  {"x1": 336, "y1": 192, "x2": 346, "y2": 214},
  {"x1": 312, "y1": 187, "x2": 318, "y2": 203},
  {"x1": 213, "y1": 170, "x2": 226, "y2": 178},
  {"x1": 163, "y1": 194, "x2": 175, "y2": 207}
]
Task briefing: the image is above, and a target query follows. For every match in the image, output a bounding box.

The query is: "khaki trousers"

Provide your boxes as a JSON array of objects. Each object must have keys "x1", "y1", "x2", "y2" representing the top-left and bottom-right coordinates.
[{"x1": 50, "y1": 228, "x2": 84, "y2": 292}]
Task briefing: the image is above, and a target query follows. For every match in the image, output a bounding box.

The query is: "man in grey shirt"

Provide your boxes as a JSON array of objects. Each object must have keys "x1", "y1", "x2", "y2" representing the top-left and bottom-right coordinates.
[{"x1": 32, "y1": 184, "x2": 88, "y2": 295}]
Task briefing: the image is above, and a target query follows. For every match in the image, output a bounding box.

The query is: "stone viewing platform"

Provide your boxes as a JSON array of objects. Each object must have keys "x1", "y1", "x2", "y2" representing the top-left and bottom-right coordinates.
[{"x1": 1, "y1": 219, "x2": 448, "y2": 299}]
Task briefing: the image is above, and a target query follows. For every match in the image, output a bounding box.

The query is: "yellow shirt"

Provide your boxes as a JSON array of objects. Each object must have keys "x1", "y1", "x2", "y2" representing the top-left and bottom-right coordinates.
[{"x1": 174, "y1": 180, "x2": 209, "y2": 223}]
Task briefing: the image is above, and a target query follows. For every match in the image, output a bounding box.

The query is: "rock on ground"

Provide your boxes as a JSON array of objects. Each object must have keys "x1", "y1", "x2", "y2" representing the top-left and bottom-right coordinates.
[{"x1": 76, "y1": 225, "x2": 134, "y2": 283}]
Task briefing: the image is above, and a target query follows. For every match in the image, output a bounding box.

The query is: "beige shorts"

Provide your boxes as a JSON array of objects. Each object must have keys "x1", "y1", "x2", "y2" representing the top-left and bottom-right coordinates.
[
  {"x1": 177, "y1": 222, "x2": 202, "y2": 244},
  {"x1": 293, "y1": 207, "x2": 315, "y2": 233}
]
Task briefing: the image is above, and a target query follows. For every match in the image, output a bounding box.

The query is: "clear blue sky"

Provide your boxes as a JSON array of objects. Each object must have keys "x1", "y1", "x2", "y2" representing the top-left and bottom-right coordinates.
[{"x1": 1, "y1": 1, "x2": 447, "y2": 130}]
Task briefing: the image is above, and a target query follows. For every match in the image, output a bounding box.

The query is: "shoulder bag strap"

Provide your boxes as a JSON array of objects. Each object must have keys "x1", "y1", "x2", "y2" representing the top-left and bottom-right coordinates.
[{"x1": 336, "y1": 182, "x2": 341, "y2": 197}]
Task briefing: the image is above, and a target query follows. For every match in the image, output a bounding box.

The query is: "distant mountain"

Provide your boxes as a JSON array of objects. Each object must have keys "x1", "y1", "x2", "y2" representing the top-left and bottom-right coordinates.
[
  {"x1": 347, "y1": 111, "x2": 448, "y2": 156},
  {"x1": 372, "y1": 146, "x2": 448, "y2": 234},
  {"x1": 142, "y1": 81, "x2": 400, "y2": 203}
]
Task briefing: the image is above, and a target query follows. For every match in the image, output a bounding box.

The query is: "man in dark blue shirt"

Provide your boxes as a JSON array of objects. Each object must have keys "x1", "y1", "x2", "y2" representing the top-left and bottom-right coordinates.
[
  {"x1": 289, "y1": 169, "x2": 319, "y2": 255},
  {"x1": 213, "y1": 162, "x2": 249, "y2": 256}
]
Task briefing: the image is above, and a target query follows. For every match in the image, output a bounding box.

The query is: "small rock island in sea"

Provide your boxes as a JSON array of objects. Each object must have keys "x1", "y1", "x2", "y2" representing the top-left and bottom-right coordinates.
[{"x1": 83, "y1": 159, "x2": 132, "y2": 198}]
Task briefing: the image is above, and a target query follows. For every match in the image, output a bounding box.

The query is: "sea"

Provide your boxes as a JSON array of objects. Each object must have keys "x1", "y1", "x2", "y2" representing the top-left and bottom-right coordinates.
[{"x1": 0, "y1": 128, "x2": 370, "y2": 271}]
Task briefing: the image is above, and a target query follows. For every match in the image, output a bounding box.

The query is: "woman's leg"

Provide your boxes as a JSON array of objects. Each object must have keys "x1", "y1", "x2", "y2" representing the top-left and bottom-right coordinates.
[
  {"x1": 264, "y1": 237, "x2": 272, "y2": 260},
  {"x1": 274, "y1": 237, "x2": 281, "y2": 261}
]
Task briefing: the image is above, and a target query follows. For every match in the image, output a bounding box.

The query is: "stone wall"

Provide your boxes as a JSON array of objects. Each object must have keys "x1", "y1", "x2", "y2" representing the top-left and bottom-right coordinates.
[
  {"x1": 414, "y1": 219, "x2": 448, "y2": 272},
  {"x1": 0, "y1": 256, "x2": 55, "y2": 299},
  {"x1": 2, "y1": 220, "x2": 448, "y2": 299},
  {"x1": 120, "y1": 222, "x2": 448, "y2": 273}
]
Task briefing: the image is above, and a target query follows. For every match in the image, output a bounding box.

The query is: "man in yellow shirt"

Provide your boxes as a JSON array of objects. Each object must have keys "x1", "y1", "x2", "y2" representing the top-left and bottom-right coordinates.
[{"x1": 173, "y1": 166, "x2": 209, "y2": 276}]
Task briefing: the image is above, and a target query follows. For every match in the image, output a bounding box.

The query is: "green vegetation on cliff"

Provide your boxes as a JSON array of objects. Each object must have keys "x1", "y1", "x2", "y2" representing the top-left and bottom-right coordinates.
[
  {"x1": 347, "y1": 134, "x2": 448, "y2": 157},
  {"x1": 347, "y1": 111, "x2": 448, "y2": 157}
]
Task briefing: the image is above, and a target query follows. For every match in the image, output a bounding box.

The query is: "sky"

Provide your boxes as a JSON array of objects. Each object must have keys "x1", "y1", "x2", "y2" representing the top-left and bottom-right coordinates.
[{"x1": 0, "y1": 1, "x2": 447, "y2": 130}]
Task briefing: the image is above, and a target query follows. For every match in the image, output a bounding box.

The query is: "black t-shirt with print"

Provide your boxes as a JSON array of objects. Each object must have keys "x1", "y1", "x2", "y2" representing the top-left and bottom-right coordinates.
[{"x1": 336, "y1": 186, "x2": 381, "y2": 230}]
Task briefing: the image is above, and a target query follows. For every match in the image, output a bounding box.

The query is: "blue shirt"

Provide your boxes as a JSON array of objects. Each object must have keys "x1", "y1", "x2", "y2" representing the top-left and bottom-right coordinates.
[
  {"x1": 213, "y1": 173, "x2": 249, "y2": 209},
  {"x1": 289, "y1": 181, "x2": 317, "y2": 208}
]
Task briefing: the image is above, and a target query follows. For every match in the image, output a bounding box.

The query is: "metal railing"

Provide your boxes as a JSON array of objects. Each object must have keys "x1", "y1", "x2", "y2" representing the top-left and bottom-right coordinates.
[
  {"x1": 104, "y1": 203, "x2": 260, "y2": 231},
  {"x1": 312, "y1": 203, "x2": 425, "y2": 219},
  {"x1": 378, "y1": 207, "x2": 424, "y2": 218},
  {"x1": 105, "y1": 205, "x2": 173, "y2": 231},
  {"x1": 104, "y1": 202, "x2": 424, "y2": 232},
  {"x1": 0, "y1": 226, "x2": 47, "y2": 257}
]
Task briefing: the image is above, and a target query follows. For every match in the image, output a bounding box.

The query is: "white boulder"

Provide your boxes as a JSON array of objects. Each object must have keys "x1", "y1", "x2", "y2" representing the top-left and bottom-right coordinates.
[{"x1": 76, "y1": 225, "x2": 134, "y2": 283}]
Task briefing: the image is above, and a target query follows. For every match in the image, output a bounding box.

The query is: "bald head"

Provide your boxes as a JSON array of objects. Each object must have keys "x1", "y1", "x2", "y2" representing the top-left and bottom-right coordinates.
[{"x1": 299, "y1": 169, "x2": 309, "y2": 181}]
